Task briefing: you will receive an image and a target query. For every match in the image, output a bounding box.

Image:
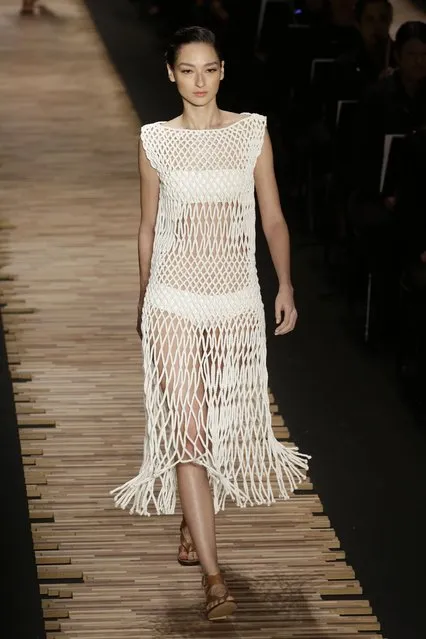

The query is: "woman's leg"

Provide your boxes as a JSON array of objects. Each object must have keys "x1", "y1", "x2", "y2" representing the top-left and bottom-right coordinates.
[
  {"x1": 152, "y1": 312, "x2": 219, "y2": 575},
  {"x1": 177, "y1": 462, "x2": 219, "y2": 575},
  {"x1": 176, "y1": 373, "x2": 234, "y2": 615},
  {"x1": 175, "y1": 331, "x2": 220, "y2": 576}
]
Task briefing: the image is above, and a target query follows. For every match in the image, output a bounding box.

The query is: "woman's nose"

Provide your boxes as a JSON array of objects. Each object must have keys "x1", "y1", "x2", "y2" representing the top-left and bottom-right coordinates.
[{"x1": 195, "y1": 73, "x2": 205, "y2": 87}]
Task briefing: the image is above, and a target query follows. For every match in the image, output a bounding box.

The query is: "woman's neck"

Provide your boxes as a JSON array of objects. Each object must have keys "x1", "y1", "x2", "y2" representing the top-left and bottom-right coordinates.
[{"x1": 180, "y1": 103, "x2": 223, "y2": 130}]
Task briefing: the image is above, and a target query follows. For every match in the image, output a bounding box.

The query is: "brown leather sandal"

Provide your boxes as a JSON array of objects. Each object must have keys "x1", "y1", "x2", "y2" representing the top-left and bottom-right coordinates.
[
  {"x1": 177, "y1": 518, "x2": 199, "y2": 566},
  {"x1": 202, "y1": 572, "x2": 237, "y2": 620}
]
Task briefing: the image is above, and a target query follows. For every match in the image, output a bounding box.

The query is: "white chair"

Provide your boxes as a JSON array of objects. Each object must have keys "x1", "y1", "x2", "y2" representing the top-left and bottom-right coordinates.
[
  {"x1": 256, "y1": 0, "x2": 294, "y2": 45},
  {"x1": 335, "y1": 99, "x2": 358, "y2": 128},
  {"x1": 309, "y1": 57, "x2": 334, "y2": 84}
]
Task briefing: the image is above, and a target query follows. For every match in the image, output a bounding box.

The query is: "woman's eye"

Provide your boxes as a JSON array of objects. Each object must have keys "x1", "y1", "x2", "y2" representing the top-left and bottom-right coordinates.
[
  {"x1": 181, "y1": 69, "x2": 192, "y2": 74},
  {"x1": 207, "y1": 68, "x2": 217, "y2": 73}
]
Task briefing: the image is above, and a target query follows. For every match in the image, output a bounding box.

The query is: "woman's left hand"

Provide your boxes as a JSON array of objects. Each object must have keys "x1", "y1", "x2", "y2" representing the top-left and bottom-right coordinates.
[{"x1": 274, "y1": 284, "x2": 297, "y2": 335}]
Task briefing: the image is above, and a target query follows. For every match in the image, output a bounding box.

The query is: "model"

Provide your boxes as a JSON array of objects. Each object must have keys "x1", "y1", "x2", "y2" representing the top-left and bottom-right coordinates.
[{"x1": 111, "y1": 25, "x2": 310, "y2": 620}]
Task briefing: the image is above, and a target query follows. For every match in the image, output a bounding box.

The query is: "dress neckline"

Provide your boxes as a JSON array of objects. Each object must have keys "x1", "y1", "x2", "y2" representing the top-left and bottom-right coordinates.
[{"x1": 158, "y1": 112, "x2": 253, "y2": 132}]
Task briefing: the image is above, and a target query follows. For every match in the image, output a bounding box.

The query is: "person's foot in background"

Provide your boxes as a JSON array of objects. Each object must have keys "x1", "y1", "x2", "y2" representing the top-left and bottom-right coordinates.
[{"x1": 20, "y1": 0, "x2": 37, "y2": 15}]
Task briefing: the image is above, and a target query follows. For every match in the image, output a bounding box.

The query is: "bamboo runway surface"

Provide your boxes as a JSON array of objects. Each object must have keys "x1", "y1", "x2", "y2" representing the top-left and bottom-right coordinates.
[{"x1": 0, "y1": 0, "x2": 386, "y2": 637}]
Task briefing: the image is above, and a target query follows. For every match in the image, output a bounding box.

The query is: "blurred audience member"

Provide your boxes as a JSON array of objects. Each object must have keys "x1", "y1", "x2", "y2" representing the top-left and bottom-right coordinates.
[
  {"x1": 316, "y1": 0, "x2": 359, "y2": 58},
  {"x1": 352, "y1": 20, "x2": 426, "y2": 201},
  {"x1": 345, "y1": 21, "x2": 426, "y2": 340},
  {"x1": 308, "y1": 0, "x2": 394, "y2": 139},
  {"x1": 320, "y1": 0, "x2": 394, "y2": 214},
  {"x1": 333, "y1": 0, "x2": 394, "y2": 99}
]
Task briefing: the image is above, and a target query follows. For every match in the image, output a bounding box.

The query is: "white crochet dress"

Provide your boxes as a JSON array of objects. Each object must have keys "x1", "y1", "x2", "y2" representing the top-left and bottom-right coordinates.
[{"x1": 110, "y1": 112, "x2": 310, "y2": 516}]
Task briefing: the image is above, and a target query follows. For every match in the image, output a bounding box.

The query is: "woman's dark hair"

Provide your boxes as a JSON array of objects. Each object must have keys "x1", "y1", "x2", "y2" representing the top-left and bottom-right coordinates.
[
  {"x1": 395, "y1": 21, "x2": 426, "y2": 53},
  {"x1": 165, "y1": 26, "x2": 223, "y2": 67},
  {"x1": 354, "y1": 0, "x2": 392, "y2": 24}
]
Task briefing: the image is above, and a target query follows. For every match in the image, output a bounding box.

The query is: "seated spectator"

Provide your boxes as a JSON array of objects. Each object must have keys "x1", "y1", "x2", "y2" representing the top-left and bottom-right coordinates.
[
  {"x1": 279, "y1": 0, "x2": 359, "y2": 106},
  {"x1": 352, "y1": 20, "x2": 426, "y2": 202},
  {"x1": 333, "y1": 0, "x2": 394, "y2": 100},
  {"x1": 313, "y1": 0, "x2": 360, "y2": 59},
  {"x1": 321, "y1": 0, "x2": 395, "y2": 201},
  {"x1": 345, "y1": 21, "x2": 426, "y2": 341},
  {"x1": 308, "y1": 0, "x2": 393, "y2": 130}
]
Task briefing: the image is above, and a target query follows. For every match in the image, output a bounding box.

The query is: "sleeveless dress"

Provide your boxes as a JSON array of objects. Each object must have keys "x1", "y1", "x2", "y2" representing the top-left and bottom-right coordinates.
[{"x1": 110, "y1": 112, "x2": 310, "y2": 516}]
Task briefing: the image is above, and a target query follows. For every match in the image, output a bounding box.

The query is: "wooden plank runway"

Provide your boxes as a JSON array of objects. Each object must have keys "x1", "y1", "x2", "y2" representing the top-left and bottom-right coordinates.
[{"x1": 2, "y1": 0, "x2": 412, "y2": 636}]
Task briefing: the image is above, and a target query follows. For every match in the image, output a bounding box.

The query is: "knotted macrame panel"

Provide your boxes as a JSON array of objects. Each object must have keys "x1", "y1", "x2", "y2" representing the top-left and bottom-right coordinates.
[{"x1": 110, "y1": 114, "x2": 310, "y2": 515}]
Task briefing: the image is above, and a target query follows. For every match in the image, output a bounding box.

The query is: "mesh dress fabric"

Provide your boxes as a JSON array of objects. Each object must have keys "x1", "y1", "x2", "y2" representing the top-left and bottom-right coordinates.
[{"x1": 110, "y1": 113, "x2": 310, "y2": 516}]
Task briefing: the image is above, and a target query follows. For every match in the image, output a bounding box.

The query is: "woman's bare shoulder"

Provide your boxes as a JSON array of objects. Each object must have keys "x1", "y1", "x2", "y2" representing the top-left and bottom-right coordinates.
[
  {"x1": 219, "y1": 111, "x2": 248, "y2": 125},
  {"x1": 160, "y1": 116, "x2": 184, "y2": 129}
]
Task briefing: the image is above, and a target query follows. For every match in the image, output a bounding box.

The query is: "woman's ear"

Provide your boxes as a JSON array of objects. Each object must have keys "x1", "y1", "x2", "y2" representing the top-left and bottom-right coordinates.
[
  {"x1": 220, "y1": 61, "x2": 225, "y2": 81},
  {"x1": 166, "y1": 64, "x2": 176, "y2": 83}
]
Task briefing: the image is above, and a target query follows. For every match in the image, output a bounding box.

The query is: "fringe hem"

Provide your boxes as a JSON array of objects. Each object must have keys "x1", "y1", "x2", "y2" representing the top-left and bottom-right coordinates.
[{"x1": 109, "y1": 441, "x2": 311, "y2": 517}]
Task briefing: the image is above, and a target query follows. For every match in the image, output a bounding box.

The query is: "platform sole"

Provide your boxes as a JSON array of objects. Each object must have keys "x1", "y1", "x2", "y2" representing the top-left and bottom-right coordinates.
[{"x1": 207, "y1": 598, "x2": 237, "y2": 620}]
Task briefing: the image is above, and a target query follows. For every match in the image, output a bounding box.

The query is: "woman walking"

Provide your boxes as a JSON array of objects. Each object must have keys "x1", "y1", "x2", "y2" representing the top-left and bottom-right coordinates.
[{"x1": 111, "y1": 25, "x2": 310, "y2": 620}]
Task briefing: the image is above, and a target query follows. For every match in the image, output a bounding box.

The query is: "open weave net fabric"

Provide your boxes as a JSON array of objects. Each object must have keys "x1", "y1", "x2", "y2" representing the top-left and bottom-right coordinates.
[{"x1": 110, "y1": 113, "x2": 310, "y2": 516}]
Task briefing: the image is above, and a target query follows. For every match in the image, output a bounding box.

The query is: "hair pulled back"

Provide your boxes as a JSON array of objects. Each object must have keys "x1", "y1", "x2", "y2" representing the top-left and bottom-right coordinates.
[{"x1": 165, "y1": 25, "x2": 223, "y2": 68}]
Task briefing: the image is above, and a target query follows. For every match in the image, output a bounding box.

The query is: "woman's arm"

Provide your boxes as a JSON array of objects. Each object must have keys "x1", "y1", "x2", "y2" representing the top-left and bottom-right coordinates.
[
  {"x1": 137, "y1": 138, "x2": 160, "y2": 307},
  {"x1": 254, "y1": 130, "x2": 297, "y2": 334},
  {"x1": 255, "y1": 130, "x2": 292, "y2": 288}
]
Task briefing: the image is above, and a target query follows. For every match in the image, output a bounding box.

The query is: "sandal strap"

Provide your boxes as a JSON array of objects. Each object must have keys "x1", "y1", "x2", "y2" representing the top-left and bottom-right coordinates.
[
  {"x1": 202, "y1": 573, "x2": 233, "y2": 610},
  {"x1": 179, "y1": 539, "x2": 196, "y2": 553},
  {"x1": 179, "y1": 519, "x2": 197, "y2": 554},
  {"x1": 204, "y1": 572, "x2": 225, "y2": 587}
]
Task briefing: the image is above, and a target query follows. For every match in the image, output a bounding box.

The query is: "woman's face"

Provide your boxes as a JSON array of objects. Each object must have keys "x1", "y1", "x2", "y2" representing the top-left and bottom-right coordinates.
[
  {"x1": 397, "y1": 38, "x2": 426, "y2": 83},
  {"x1": 167, "y1": 42, "x2": 224, "y2": 106}
]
